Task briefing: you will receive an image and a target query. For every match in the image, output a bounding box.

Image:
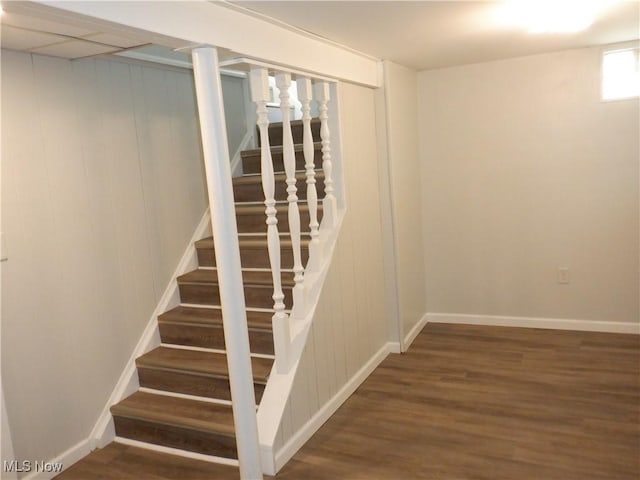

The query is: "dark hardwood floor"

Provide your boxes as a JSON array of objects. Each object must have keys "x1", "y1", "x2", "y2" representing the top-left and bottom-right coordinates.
[{"x1": 56, "y1": 323, "x2": 640, "y2": 480}]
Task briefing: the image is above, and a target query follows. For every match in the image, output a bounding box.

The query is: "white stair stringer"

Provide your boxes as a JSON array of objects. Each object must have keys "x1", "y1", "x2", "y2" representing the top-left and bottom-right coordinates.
[{"x1": 256, "y1": 210, "x2": 345, "y2": 475}]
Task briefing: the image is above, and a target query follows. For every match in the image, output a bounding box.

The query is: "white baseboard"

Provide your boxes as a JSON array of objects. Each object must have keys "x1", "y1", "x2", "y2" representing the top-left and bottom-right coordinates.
[
  {"x1": 387, "y1": 342, "x2": 401, "y2": 354},
  {"x1": 402, "y1": 313, "x2": 428, "y2": 351},
  {"x1": 272, "y1": 342, "x2": 391, "y2": 474},
  {"x1": 89, "y1": 210, "x2": 212, "y2": 448},
  {"x1": 427, "y1": 313, "x2": 640, "y2": 334},
  {"x1": 21, "y1": 438, "x2": 92, "y2": 480}
]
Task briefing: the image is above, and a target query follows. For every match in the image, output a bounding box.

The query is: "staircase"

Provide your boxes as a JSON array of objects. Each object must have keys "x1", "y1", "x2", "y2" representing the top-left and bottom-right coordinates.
[{"x1": 109, "y1": 119, "x2": 323, "y2": 465}]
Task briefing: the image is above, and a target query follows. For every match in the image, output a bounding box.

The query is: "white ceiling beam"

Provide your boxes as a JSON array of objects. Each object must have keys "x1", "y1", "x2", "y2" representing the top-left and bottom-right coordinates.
[{"x1": 35, "y1": 0, "x2": 381, "y2": 87}]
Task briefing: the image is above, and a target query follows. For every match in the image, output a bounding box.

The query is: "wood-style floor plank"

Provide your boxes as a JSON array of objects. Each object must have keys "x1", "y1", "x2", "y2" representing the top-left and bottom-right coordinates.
[
  {"x1": 56, "y1": 324, "x2": 639, "y2": 479},
  {"x1": 274, "y1": 324, "x2": 639, "y2": 480},
  {"x1": 55, "y1": 442, "x2": 240, "y2": 479}
]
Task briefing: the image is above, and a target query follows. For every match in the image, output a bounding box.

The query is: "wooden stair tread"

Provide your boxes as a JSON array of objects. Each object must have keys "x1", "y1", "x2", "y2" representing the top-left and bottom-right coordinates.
[
  {"x1": 158, "y1": 306, "x2": 273, "y2": 331},
  {"x1": 177, "y1": 268, "x2": 295, "y2": 287},
  {"x1": 136, "y1": 346, "x2": 272, "y2": 382},
  {"x1": 240, "y1": 141, "x2": 321, "y2": 158},
  {"x1": 235, "y1": 202, "x2": 318, "y2": 215},
  {"x1": 269, "y1": 118, "x2": 320, "y2": 129},
  {"x1": 111, "y1": 391, "x2": 235, "y2": 436},
  {"x1": 195, "y1": 236, "x2": 309, "y2": 250},
  {"x1": 232, "y1": 171, "x2": 324, "y2": 186}
]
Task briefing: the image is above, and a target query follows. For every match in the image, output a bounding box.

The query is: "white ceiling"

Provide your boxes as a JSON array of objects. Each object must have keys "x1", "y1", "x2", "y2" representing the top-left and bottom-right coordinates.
[
  {"x1": 232, "y1": 1, "x2": 640, "y2": 70},
  {"x1": 0, "y1": 3, "x2": 148, "y2": 59},
  {"x1": 1, "y1": 1, "x2": 637, "y2": 69}
]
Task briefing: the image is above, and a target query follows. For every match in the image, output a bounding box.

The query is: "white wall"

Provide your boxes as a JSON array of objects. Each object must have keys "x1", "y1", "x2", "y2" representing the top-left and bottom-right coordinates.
[
  {"x1": 221, "y1": 74, "x2": 249, "y2": 157},
  {"x1": 1, "y1": 50, "x2": 207, "y2": 469},
  {"x1": 419, "y1": 44, "x2": 639, "y2": 327},
  {"x1": 274, "y1": 82, "x2": 388, "y2": 462},
  {"x1": 378, "y1": 61, "x2": 426, "y2": 348}
]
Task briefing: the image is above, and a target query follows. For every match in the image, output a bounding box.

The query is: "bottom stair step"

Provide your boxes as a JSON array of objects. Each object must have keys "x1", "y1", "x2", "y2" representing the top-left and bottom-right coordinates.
[{"x1": 110, "y1": 391, "x2": 237, "y2": 459}]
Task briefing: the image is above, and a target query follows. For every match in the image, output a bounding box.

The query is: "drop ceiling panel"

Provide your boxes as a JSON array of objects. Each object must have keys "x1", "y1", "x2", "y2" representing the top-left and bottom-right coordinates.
[
  {"x1": 81, "y1": 32, "x2": 146, "y2": 49},
  {"x1": 30, "y1": 40, "x2": 122, "y2": 59},
  {"x1": 1, "y1": 24, "x2": 66, "y2": 51},
  {"x1": 0, "y1": 6, "x2": 148, "y2": 59},
  {"x1": 1, "y1": 10, "x2": 96, "y2": 37}
]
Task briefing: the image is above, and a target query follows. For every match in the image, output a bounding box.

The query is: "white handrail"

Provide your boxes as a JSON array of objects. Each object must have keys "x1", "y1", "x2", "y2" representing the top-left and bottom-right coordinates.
[{"x1": 191, "y1": 46, "x2": 263, "y2": 480}]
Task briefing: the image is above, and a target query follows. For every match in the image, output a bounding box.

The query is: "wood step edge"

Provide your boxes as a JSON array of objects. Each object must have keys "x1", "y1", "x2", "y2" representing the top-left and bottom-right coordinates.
[
  {"x1": 241, "y1": 141, "x2": 322, "y2": 157},
  {"x1": 158, "y1": 307, "x2": 273, "y2": 330},
  {"x1": 177, "y1": 269, "x2": 295, "y2": 287},
  {"x1": 110, "y1": 392, "x2": 236, "y2": 436},
  {"x1": 234, "y1": 202, "x2": 318, "y2": 214},
  {"x1": 136, "y1": 347, "x2": 272, "y2": 382},
  {"x1": 233, "y1": 170, "x2": 325, "y2": 185},
  {"x1": 195, "y1": 236, "x2": 311, "y2": 249},
  {"x1": 157, "y1": 318, "x2": 273, "y2": 332},
  {"x1": 268, "y1": 118, "x2": 320, "y2": 129}
]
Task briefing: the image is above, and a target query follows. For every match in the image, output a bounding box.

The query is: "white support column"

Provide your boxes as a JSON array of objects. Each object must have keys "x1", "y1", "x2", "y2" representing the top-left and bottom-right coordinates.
[
  {"x1": 249, "y1": 67, "x2": 291, "y2": 374},
  {"x1": 275, "y1": 72, "x2": 305, "y2": 315},
  {"x1": 314, "y1": 81, "x2": 337, "y2": 229},
  {"x1": 191, "y1": 46, "x2": 263, "y2": 480},
  {"x1": 297, "y1": 78, "x2": 320, "y2": 272}
]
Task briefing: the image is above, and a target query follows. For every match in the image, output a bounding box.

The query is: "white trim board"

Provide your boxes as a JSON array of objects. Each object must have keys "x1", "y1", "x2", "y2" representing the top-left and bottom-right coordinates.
[
  {"x1": 403, "y1": 313, "x2": 429, "y2": 349},
  {"x1": 272, "y1": 342, "x2": 392, "y2": 474},
  {"x1": 113, "y1": 437, "x2": 239, "y2": 467},
  {"x1": 427, "y1": 313, "x2": 640, "y2": 335},
  {"x1": 89, "y1": 210, "x2": 212, "y2": 449},
  {"x1": 21, "y1": 438, "x2": 92, "y2": 480}
]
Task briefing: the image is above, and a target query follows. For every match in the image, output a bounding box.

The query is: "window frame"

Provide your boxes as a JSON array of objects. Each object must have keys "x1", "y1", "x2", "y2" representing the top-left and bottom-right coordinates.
[{"x1": 601, "y1": 44, "x2": 640, "y2": 102}]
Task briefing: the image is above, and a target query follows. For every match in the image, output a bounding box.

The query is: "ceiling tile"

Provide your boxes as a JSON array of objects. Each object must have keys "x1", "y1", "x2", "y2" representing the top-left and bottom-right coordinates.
[
  {"x1": 1, "y1": 11, "x2": 96, "y2": 37},
  {"x1": 1, "y1": 24, "x2": 67, "y2": 51},
  {"x1": 81, "y1": 32, "x2": 147, "y2": 49},
  {"x1": 30, "y1": 40, "x2": 123, "y2": 59}
]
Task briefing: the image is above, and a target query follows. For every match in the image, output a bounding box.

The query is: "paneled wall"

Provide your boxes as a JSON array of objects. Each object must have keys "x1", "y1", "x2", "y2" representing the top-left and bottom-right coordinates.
[
  {"x1": 274, "y1": 83, "x2": 388, "y2": 454},
  {"x1": 1, "y1": 50, "x2": 207, "y2": 467},
  {"x1": 419, "y1": 44, "x2": 639, "y2": 325}
]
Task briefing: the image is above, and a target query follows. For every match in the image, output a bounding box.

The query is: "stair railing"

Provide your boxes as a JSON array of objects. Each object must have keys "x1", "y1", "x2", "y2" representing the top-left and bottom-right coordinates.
[
  {"x1": 192, "y1": 50, "x2": 341, "y2": 478},
  {"x1": 246, "y1": 65, "x2": 339, "y2": 375}
]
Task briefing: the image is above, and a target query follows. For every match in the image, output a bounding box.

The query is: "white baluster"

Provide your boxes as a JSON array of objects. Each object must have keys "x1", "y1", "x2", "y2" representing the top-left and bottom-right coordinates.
[
  {"x1": 297, "y1": 78, "x2": 320, "y2": 269},
  {"x1": 275, "y1": 72, "x2": 305, "y2": 316},
  {"x1": 249, "y1": 67, "x2": 290, "y2": 373},
  {"x1": 314, "y1": 81, "x2": 337, "y2": 228}
]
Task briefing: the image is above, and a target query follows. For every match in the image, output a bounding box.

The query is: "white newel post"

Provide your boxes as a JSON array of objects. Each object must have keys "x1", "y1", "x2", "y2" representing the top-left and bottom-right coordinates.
[
  {"x1": 191, "y1": 47, "x2": 263, "y2": 480},
  {"x1": 249, "y1": 67, "x2": 291, "y2": 374},
  {"x1": 314, "y1": 81, "x2": 337, "y2": 229},
  {"x1": 297, "y1": 78, "x2": 320, "y2": 270},
  {"x1": 275, "y1": 72, "x2": 305, "y2": 315}
]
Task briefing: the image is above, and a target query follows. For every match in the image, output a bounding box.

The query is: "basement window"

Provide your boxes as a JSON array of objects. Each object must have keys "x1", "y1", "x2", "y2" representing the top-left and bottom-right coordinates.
[{"x1": 601, "y1": 47, "x2": 640, "y2": 101}]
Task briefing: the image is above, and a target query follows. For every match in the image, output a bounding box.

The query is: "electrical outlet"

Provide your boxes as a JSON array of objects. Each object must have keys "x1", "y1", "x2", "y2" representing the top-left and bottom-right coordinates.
[{"x1": 557, "y1": 267, "x2": 570, "y2": 284}]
